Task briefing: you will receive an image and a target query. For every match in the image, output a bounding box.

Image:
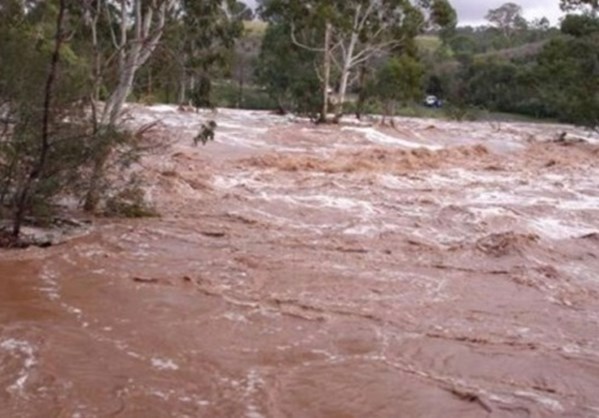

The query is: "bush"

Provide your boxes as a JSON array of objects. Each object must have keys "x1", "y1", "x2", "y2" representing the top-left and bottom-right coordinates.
[
  {"x1": 444, "y1": 104, "x2": 480, "y2": 121},
  {"x1": 104, "y1": 179, "x2": 158, "y2": 218}
]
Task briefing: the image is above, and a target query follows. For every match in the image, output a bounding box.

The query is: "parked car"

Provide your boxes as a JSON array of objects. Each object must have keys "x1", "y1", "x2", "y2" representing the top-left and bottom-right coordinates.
[{"x1": 423, "y1": 95, "x2": 442, "y2": 108}]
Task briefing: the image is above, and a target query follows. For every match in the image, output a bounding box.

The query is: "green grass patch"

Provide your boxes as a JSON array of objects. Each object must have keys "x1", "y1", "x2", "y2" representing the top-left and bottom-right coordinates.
[
  {"x1": 244, "y1": 20, "x2": 268, "y2": 36},
  {"x1": 415, "y1": 35, "x2": 442, "y2": 52}
]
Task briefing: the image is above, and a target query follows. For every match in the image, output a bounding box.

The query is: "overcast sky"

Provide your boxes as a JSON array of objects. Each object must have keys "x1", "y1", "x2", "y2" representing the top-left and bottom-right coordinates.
[
  {"x1": 244, "y1": 1, "x2": 565, "y2": 26},
  {"x1": 451, "y1": 0, "x2": 563, "y2": 25}
]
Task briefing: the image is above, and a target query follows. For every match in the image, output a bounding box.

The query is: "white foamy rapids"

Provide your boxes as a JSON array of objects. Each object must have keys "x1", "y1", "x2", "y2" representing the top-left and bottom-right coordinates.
[
  {"x1": 342, "y1": 127, "x2": 443, "y2": 150},
  {"x1": 39, "y1": 266, "x2": 60, "y2": 301},
  {"x1": 377, "y1": 174, "x2": 421, "y2": 190},
  {"x1": 148, "y1": 104, "x2": 178, "y2": 113},
  {"x1": 216, "y1": 133, "x2": 266, "y2": 149},
  {"x1": 556, "y1": 193, "x2": 599, "y2": 211},
  {"x1": 249, "y1": 190, "x2": 378, "y2": 218},
  {"x1": 217, "y1": 121, "x2": 269, "y2": 133},
  {"x1": 343, "y1": 224, "x2": 382, "y2": 236},
  {"x1": 151, "y1": 357, "x2": 179, "y2": 371},
  {"x1": 244, "y1": 208, "x2": 314, "y2": 230},
  {"x1": 514, "y1": 390, "x2": 564, "y2": 413},
  {"x1": 211, "y1": 172, "x2": 300, "y2": 192},
  {"x1": 0, "y1": 339, "x2": 37, "y2": 394},
  {"x1": 244, "y1": 369, "x2": 266, "y2": 418},
  {"x1": 528, "y1": 218, "x2": 597, "y2": 240}
]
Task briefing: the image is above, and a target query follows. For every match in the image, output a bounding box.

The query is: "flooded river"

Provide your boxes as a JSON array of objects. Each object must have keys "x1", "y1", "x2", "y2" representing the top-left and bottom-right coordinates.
[{"x1": 1, "y1": 106, "x2": 599, "y2": 417}]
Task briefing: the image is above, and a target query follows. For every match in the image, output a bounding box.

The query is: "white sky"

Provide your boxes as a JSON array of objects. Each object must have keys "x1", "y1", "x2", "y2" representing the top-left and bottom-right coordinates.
[
  {"x1": 451, "y1": 0, "x2": 564, "y2": 26},
  {"x1": 244, "y1": 1, "x2": 565, "y2": 26}
]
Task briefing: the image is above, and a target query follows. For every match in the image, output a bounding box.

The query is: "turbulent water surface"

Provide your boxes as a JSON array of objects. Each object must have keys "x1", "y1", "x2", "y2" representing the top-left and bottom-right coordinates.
[{"x1": 1, "y1": 105, "x2": 599, "y2": 417}]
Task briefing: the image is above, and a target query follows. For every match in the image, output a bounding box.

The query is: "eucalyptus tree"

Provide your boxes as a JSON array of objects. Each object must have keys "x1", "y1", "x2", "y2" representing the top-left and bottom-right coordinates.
[
  {"x1": 255, "y1": 22, "x2": 321, "y2": 115},
  {"x1": 81, "y1": 0, "x2": 177, "y2": 127},
  {"x1": 80, "y1": 0, "x2": 178, "y2": 211},
  {"x1": 261, "y1": 0, "x2": 456, "y2": 122},
  {"x1": 0, "y1": 0, "x2": 244, "y2": 238},
  {"x1": 0, "y1": 0, "x2": 91, "y2": 239},
  {"x1": 373, "y1": 54, "x2": 424, "y2": 125},
  {"x1": 167, "y1": 0, "x2": 246, "y2": 106},
  {"x1": 485, "y1": 3, "x2": 528, "y2": 40}
]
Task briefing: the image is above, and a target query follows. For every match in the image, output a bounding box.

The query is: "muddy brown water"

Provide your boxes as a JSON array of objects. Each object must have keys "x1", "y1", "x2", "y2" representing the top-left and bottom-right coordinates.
[{"x1": 2, "y1": 106, "x2": 599, "y2": 417}]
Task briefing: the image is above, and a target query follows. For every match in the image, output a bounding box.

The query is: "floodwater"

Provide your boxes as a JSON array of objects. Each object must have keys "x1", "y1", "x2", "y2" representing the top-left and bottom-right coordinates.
[{"x1": 1, "y1": 105, "x2": 599, "y2": 417}]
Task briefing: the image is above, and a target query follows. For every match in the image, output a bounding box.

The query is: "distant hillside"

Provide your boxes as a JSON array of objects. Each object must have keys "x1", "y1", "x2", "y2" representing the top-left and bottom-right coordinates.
[
  {"x1": 415, "y1": 32, "x2": 551, "y2": 62},
  {"x1": 476, "y1": 40, "x2": 548, "y2": 60}
]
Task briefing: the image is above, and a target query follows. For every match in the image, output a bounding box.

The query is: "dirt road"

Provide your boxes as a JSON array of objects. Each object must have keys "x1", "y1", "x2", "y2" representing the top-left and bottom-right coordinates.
[{"x1": 1, "y1": 105, "x2": 599, "y2": 417}]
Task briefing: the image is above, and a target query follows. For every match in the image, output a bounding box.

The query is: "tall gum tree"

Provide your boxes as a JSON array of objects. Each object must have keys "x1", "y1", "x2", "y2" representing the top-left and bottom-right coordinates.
[
  {"x1": 81, "y1": 0, "x2": 176, "y2": 211},
  {"x1": 261, "y1": 0, "x2": 456, "y2": 122},
  {"x1": 485, "y1": 2, "x2": 528, "y2": 40},
  {"x1": 85, "y1": 0, "x2": 177, "y2": 126}
]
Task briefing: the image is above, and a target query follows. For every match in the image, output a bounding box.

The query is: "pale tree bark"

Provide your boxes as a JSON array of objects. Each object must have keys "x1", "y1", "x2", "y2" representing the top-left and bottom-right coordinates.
[
  {"x1": 84, "y1": 0, "x2": 102, "y2": 132},
  {"x1": 332, "y1": 5, "x2": 362, "y2": 122},
  {"x1": 332, "y1": 1, "x2": 405, "y2": 122},
  {"x1": 178, "y1": 71, "x2": 187, "y2": 105},
  {"x1": 100, "y1": 0, "x2": 174, "y2": 127},
  {"x1": 320, "y1": 21, "x2": 332, "y2": 123},
  {"x1": 290, "y1": 19, "x2": 335, "y2": 122},
  {"x1": 84, "y1": 0, "x2": 176, "y2": 212},
  {"x1": 289, "y1": 1, "x2": 407, "y2": 123}
]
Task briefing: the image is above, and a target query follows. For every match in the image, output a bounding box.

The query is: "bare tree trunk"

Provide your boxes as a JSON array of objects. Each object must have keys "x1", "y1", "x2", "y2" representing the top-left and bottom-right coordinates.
[
  {"x1": 355, "y1": 64, "x2": 367, "y2": 119},
  {"x1": 178, "y1": 68, "x2": 187, "y2": 104},
  {"x1": 84, "y1": 0, "x2": 172, "y2": 212},
  {"x1": 84, "y1": 47, "x2": 141, "y2": 212},
  {"x1": 0, "y1": 152, "x2": 19, "y2": 207},
  {"x1": 334, "y1": 30, "x2": 359, "y2": 122},
  {"x1": 100, "y1": 0, "x2": 171, "y2": 125},
  {"x1": 101, "y1": 53, "x2": 139, "y2": 125},
  {"x1": 237, "y1": 59, "x2": 245, "y2": 109},
  {"x1": 189, "y1": 74, "x2": 196, "y2": 95},
  {"x1": 13, "y1": 0, "x2": 66, "y2": 238},
  {"x1": 319, "y1": 21, "x2": 332, "y2": 123},
  {"x1": 87, "y1": 0, "x2": 102, "y2": 133}
]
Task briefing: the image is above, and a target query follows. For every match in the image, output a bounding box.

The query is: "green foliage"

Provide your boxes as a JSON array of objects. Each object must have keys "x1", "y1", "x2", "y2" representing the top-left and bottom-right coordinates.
[
  {"x1": 443, "y1": 23, "x2": 558, "y2": 57},
  {"x1": 259, "y1": 0, "x2": 455, "y2": 120},
  {"x1": 136, "y1": 0, "x2": 246, "y2": 106},
  {"x1": 418, "y1": 4, "x2": 597, "y2": 128},
  {"x1": 561, "y1": 14, "x2": 599, "y2": 37},
  {"x1": 443, "y1": 105, "x2": 478, "y2": 121},
  {"x1": 190, "y1": 76, "x2": 215, "y2": 109},
  {"x1": 463, "y1": 58, "x2": 541, "y2": 115},
  {"x1": 372, "y1": 55, "x2": 424, "y2": 111},
  {"x1": 416, "y1": 35, "x2": 444, "y2": 52},
  {"x1": 0, "y1": 0, "x2": 95, "y2": 238},
  {"x1": 211, "y1": 82, "x2": 276, "y2": 110},
  {"x1": 431, "y1": 0, "x2": 457, "y2": 29},
  {"x1": 431, "y1": 0, "x2": 457, "y2": 41},
  {"x1": 255, "y1": 22, "x2": 322, "y2": 115},
  {"x1": 536, "y1": 30, "x2": 599, "y2": 129},
  {"x1": 104, "y1": 178, "x2": 158, "y2": 218},
  {"x1": 414, "y1": 4, "x2": 562, "y2": 124},
  {"x1": 485, "y1": 2, "x2": 528, "y2": 40},
  {"x1": 447, "y1": 35, "x2": 476, "y2": 55}
]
